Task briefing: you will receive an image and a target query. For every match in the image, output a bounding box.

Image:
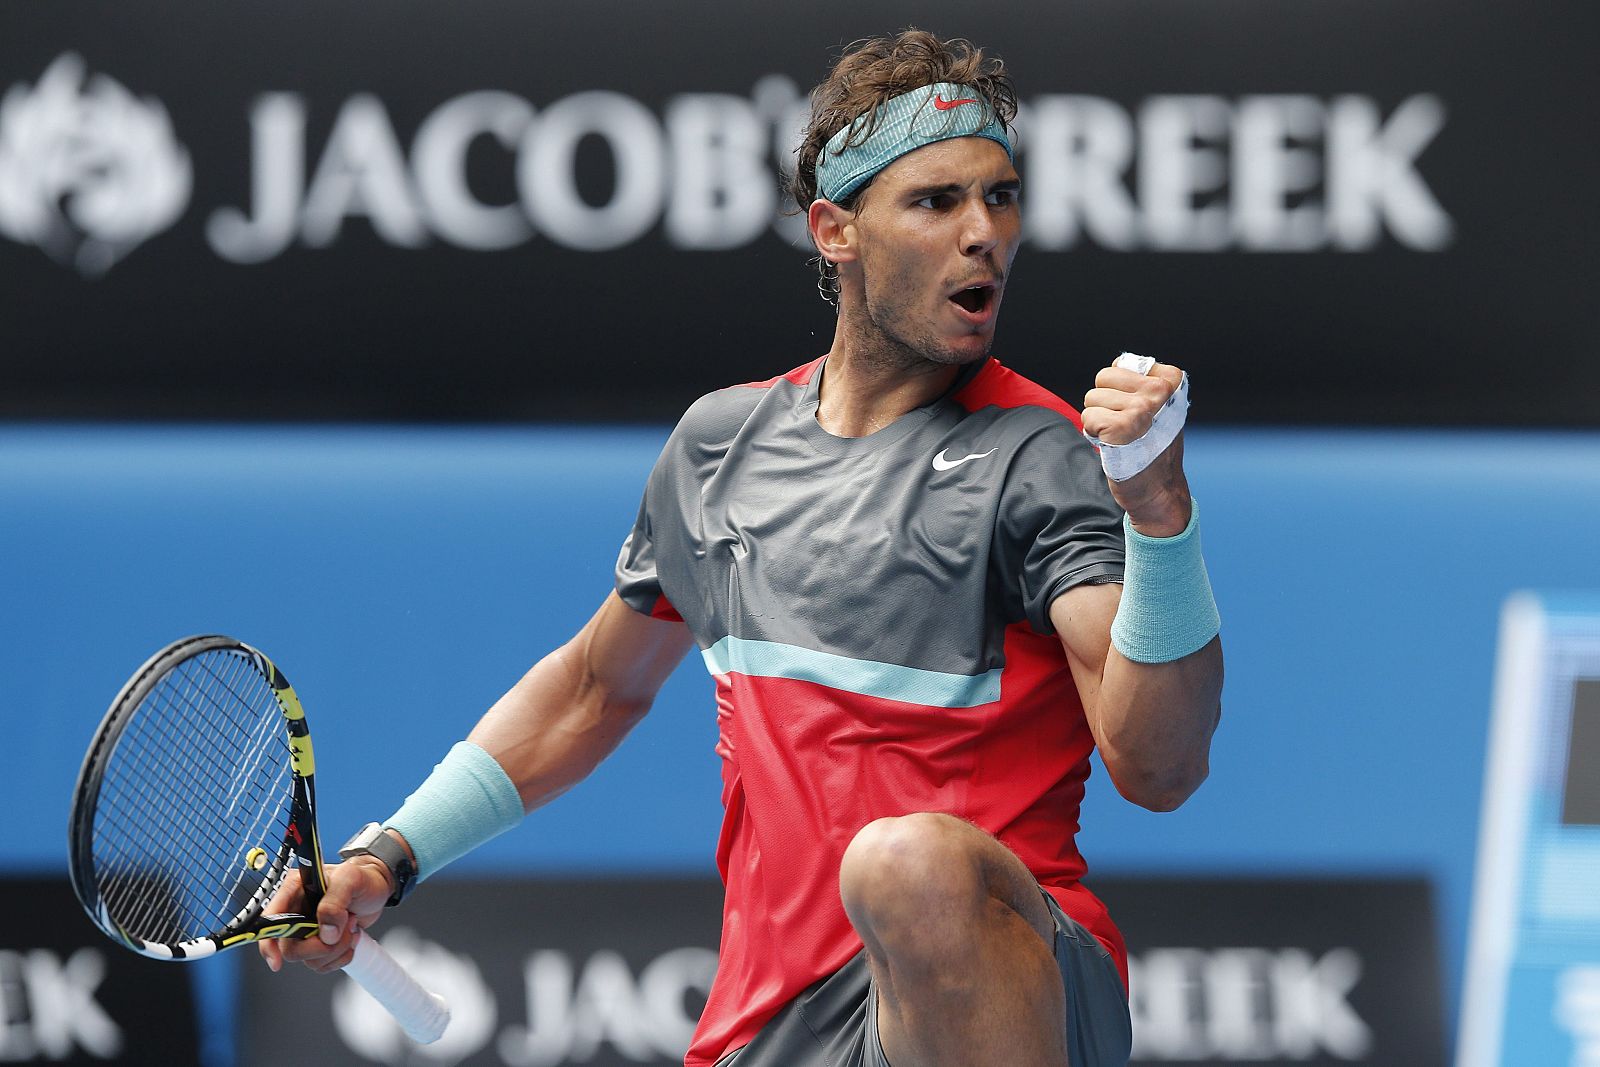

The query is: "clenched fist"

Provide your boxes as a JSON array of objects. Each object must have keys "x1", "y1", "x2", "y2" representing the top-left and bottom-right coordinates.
[{"x1": 1082, "y1": 357, "x2": 1192, "y2": 537}]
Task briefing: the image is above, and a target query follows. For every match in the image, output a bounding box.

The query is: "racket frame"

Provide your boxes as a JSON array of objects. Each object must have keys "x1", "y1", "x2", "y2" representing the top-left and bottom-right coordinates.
[{"x1": 69, "y1": 634, "x2": 331, "y2": 961}]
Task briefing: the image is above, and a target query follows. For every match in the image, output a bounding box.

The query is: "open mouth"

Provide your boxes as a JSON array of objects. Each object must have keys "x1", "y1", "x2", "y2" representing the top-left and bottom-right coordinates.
[{"x1": 949, "y1": 284, "x2": 995, "y2": 315}]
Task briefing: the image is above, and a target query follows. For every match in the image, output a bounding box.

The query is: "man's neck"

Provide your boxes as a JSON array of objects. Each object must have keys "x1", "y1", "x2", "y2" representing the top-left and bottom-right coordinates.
[{"x1": 815, "y1": 309, "x2": 968, "y2": 439}]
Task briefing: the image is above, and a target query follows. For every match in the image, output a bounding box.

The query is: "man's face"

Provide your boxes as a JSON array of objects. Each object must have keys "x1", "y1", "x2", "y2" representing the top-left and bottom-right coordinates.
[{"x1": 848, "y1": 137, "x2": 1022, "y2": 366}]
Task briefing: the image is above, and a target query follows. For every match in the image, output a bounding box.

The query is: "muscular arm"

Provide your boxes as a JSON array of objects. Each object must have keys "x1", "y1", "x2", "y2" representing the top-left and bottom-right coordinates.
[
  {"x1": 1051, "y1": 582, "x2": 1222, "y2": 811},
  {"x1": 1069, "y1": 358, "x2": 1224, "y2": 811},
  {"x1": 469, "y1": 592, "x2": 695, "y2": 811},
  {"x1": 262, "y1": 591, "x2": 692, "y2": 973}
]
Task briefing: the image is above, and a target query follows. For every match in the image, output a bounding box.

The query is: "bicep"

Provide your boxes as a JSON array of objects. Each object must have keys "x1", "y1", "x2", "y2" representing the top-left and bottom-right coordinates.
[
  {"x1": 1048, "y1": 581, "x2": 1121, "y2": 734},
  {"x1": 577, "y1": 591, "x2": 695, "y2": 707},
  {"x1": 466, "y1": 593, "x2": 694, "y2": 809}
]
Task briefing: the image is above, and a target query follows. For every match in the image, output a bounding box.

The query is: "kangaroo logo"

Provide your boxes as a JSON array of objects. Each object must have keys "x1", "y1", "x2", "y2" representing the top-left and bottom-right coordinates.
[{"x1": 0, "y1": 53, "x2": 191, "y2": 276}]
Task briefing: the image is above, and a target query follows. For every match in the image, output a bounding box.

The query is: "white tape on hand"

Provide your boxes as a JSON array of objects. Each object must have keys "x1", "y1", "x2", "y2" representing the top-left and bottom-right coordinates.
[
  {"x1": 1113, "y1": 352, "x2": 1156, "y2": 376},
  {"x1": 1084, "y1": 352, "x2": 1190, "y2": 482}
]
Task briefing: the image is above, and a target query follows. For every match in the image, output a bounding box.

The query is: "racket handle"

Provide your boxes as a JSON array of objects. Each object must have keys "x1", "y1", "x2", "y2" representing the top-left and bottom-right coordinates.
[{"x1": 343, "y1": 927, "x2": 451, "y2": 1044}]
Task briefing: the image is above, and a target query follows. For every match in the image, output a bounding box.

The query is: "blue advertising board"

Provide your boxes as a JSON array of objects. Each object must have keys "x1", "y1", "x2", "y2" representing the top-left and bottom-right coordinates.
[{"x1": 1459, "y1": 596, "x2": 1600, "y2": 1065}]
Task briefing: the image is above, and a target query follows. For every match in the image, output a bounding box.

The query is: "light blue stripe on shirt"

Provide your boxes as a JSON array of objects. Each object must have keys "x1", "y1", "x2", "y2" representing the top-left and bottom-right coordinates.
[{"x1": 701, "y1": 635, "x2": 1001, "y2": 709}]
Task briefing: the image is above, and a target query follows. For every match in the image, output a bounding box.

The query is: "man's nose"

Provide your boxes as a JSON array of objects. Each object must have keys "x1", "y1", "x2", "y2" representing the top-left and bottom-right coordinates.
[{"x1": 961, "y1": 200, "x2": 999, "y2": 257}]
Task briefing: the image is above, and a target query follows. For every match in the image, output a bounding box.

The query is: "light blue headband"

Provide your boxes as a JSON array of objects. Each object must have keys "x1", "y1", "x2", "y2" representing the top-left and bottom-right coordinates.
[{"x1": 813, "y1": 81, "x2": 1013, "y2": 204}]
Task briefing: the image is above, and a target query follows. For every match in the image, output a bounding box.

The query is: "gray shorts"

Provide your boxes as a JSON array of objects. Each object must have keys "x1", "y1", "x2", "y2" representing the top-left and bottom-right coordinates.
[{"x1": 716, "y1": 891, "x2": 1132, "y2": 1067}]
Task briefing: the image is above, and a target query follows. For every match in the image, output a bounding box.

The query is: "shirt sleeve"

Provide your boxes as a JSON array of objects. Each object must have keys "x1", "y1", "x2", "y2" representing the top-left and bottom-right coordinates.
[
  {"x1": 615, "y1": 505, "x2": 676, "y2": 620},
  {"x1": 615, "y1": 386, "x2": 757, "y2": 624},
  {"x1": 993, "y1": 416, "x2": 1125, "y2": 634},
  {"x1": 615, "y1": 443, "x2": 684, "y2": 623}
]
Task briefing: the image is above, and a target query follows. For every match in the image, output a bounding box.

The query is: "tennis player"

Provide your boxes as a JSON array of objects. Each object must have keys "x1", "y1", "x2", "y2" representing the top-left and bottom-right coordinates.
[{"x1": 264, "y1": 30, "x2": 1223, "y2": 1067}]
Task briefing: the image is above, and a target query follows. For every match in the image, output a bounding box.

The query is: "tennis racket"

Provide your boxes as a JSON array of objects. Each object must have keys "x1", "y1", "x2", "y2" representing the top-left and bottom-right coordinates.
[{"x1": 67, "y1": 634, "x2": 451, "y2": 1044}]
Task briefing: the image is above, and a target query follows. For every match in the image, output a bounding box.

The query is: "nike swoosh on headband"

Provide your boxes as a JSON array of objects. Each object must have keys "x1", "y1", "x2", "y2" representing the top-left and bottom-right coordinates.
[{"x1": 813, "y1": 82, "x2": 1013, "y2": 204}]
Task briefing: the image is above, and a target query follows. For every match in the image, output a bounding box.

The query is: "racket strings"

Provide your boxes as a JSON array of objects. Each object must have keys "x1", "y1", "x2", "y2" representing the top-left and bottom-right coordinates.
[
  {"x1": 98, "y1": 659, "x2": 289, "y2": 940},
  {"x1": 119, "y1": 651, "x2": 294, "y2": 938},
  {"x1": 94, "y1": 653, "x2": 282, "y2": 941},
  {"x1": 91, "y1": 649, "x2": 298, "y2": 945},
  {"x1": 97, "y1": 651, "x2": 292, "y2": 942}
]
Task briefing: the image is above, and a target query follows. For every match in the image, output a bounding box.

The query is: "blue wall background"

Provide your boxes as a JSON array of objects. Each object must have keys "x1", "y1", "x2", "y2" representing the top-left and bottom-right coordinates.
[{"x1": 9, "y1": 424, "x2": 1600, "y2": 1049}]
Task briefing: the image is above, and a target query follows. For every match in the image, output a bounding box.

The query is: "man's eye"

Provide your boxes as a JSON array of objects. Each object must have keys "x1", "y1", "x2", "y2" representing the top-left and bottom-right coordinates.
[
  {"x1": 916, "y1": 195, "x2": 948, "y2": 210},
  {"x1": 986, "y1": 189, "x2": 1018, "y2": 206}
]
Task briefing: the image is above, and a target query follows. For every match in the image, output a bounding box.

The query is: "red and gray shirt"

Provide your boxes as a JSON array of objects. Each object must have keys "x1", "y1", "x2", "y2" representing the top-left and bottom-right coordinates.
[{"x1": 615, "y1": 355, "x2": 1127, "y2": 1067}]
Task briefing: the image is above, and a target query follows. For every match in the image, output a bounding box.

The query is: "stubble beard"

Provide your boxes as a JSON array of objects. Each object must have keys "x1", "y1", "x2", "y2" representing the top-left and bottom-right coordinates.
[{"x1": 852, "y1": 256, "x2": 993, "y2": 375}]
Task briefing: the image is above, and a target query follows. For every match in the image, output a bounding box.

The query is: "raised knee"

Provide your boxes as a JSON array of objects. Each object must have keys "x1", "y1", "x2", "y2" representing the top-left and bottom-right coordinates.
[{"x1": 839, "y1": 813, "x2": 986, "y2": 940}]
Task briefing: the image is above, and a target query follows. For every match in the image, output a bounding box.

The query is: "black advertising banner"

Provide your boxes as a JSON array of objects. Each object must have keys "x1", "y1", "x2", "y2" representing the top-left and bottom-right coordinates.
[
  {"x1": 1098, "y1": 876, "x2": 1446, "y2": 1067},
  {"x1": 238, "y1": 875, "x2": 1442, "y2": 1067},
  {"x1": 238, "y1": 877, "x2": 723, "y2": 1067},
  {"x1": 1, "y1": 1, "x2": 1596, "y2": 425},
  {"x1": 0, "y1": 876, "x2": 201, "y2": 1064}
]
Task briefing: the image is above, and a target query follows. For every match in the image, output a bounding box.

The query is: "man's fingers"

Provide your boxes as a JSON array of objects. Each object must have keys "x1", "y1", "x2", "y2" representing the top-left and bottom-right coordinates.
[
  {"x1": 1083, "y1": 387, "x2": 1139, "y2": 412},
  {"x1": 260, "y1": 861, "x2": 390, "y2": 975},
  {"x1": 261, "y1": 867, "x2": 306, "y2": 916},
  {"x1": 1084, "y1": 360, "x2": 1185, "y2": 446},
  {"x1": 265, "y1": 931, "x2": 357, "y2": 972},
  {"x1": 274, "y1": 930, "x2": 331, "y2": 964},
  {"x1": 305, "y1": 943, "x2": 359, "y2": 975},
  {"x1": 1079, "y1": 409, "x2": 1115, "y2": 442},
  {"x1": 1093, "y1": 365, "x2": 1179, "y2": 401},
  {"x1": 271, "y1": 919, "x2": 361, "y2": 968},
  {"x1": 1149, "y1": 362, "x2": 1184, "y2": 389},
  {"x1": 1094, "y1": 366, "x2": 1150, "y2": 391},
  {"x1": 317, "y1": 872, "x2": 362, "y2": 945},
  {"x1": 258, "y1": 939, "x2": 282, "y2": 972}
]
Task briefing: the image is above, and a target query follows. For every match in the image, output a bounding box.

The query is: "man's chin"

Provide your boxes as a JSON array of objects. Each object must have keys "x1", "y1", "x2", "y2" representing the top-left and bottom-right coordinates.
[{"x1": 926, "y1": 332, "x2": 995, "y2": 367}]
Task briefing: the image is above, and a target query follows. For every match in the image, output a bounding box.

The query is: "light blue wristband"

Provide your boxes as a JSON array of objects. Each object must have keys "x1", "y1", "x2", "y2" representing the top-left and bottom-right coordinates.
[
  {"x1": 384, "y1": 740, "x2": 524, "y2": 882},
  {"x1": 1110, "y1": 500, "x2": 1221, "y2": 664}
]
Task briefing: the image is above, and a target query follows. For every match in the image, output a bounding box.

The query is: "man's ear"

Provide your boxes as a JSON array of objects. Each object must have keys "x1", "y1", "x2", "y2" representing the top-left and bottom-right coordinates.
[{"x1": 807, "y1": 198, "x2": 858, "y2": 267}]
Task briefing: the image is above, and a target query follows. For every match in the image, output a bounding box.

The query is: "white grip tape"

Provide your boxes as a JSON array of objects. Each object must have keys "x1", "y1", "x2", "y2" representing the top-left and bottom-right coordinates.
[
  {"x1": 344, "y1": 926, "x2": 452, "y2": 1044},
  {"x1": 1084, "y1": 352, "x2": 1190, "y2": 482}
]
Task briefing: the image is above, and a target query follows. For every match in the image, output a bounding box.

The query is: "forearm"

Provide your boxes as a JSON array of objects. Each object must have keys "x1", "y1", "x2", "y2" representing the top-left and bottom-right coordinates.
[
  {"x1": 1095, "y1": 636, "x2": 1222, "y2": 810},
  {"x1": 377, "y1": 594, "x2": 690, "y2": 884},
  {"x1": 377, "y1": 647, "x2": 634, "y2": 888},
  {"x1": 466, "y1": 639, "x2": 650, "y2": 812},
  {"x1": 1053, "y1": 474, "x2": 1224, "y2": 812}
]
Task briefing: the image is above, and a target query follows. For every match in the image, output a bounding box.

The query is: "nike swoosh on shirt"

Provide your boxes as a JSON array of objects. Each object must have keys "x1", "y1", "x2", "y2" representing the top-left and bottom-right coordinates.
[
  {"x1": 932, "y1": 448, "x2": 998, "y2": 471},
  {"x1": 933, "y1": 95, "x2": 980, "y2": 111}
]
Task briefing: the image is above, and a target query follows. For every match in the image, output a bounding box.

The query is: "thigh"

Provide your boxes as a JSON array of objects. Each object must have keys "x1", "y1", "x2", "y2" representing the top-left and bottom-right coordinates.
[
  {"x1": 847, "y1": 815, "x2": 1064, "y2": 1064},
  {"x1": 863, "y1": 893, "x2": 1130, "y2": 1067},
  {"x1": 718, "y1": 899, "x2": 1130, "y2": 1067}
]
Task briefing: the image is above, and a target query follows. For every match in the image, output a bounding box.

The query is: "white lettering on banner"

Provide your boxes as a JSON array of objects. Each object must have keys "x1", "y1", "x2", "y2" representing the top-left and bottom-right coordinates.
[
  {"x1": 499, "y1": 946, "x2": 718, "y2": 1066},
  {"x1": 1129, "y1": 947, "x2": 1372, "y2": 1061},
  {"x1": 206, "y1": 93, "x2": 304, "y2": 263},
  {"x1": 519, "y1": 91, "x2": 664, "y2": 252},
  {"x1": 0, "y1": 54, "x2": 1458, "y2": 271},
  {"x1": 300, "y1": 94, "x2": 428, "y2": 250},
  {"x1": 1021, "y1": 93, "x2": 1453, "y2": 252},
  {"x1": 666, "y1": 94, "x2": 775, "y2": 250},
  {"x1": 753, "y1": 74, "x2": 815, "y2": 250},
  {"x1": 0, "y1": 948, "x2": 123, "y2": 1060},
  {"x1": 1139, "y1": 95, "x2": 1234, "y2": 251},
  {"x1": 1018, "y1": 95, "x2": 1140, "y2": 250},
  {"x1": 0, "y1": 53, "x2": 190, "y2": 276},
  {"x1": 414, "y1": 91, "x2": 536, "y2": 250},
  {"x1": 1327, "y1": 94, "x2": 1453, "y2": 250},
  {"x1": 1233, "y1": 95, "x2": 1326, "y2": 251}
]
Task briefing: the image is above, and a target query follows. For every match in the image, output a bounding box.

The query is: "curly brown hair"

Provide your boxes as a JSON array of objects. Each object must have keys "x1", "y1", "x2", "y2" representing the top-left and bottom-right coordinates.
[{"x1": 788, "y1": 29, "x2": 1018, "y2": 213}]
